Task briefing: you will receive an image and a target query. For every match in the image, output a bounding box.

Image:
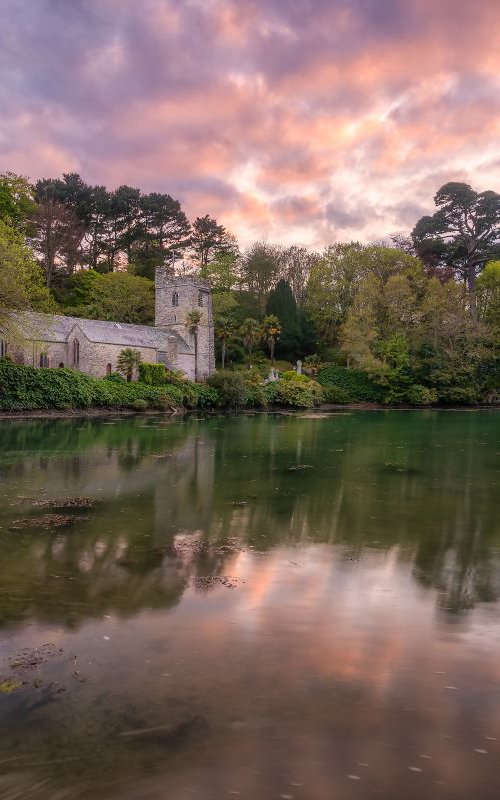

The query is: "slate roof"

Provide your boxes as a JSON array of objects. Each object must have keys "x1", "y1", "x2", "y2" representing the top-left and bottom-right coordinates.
[{"x1": 11, "y1": 312, "x2": 192, "y2": 354}]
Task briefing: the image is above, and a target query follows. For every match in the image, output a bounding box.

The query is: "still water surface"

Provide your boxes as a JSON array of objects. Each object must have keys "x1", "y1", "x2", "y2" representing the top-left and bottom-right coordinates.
[{"x1": 0, "y1": 411, "x2": 499, "y2": 799}]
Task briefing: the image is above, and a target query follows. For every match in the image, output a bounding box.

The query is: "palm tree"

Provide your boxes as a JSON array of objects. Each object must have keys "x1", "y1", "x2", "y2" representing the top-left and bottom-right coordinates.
[
  {"x1": 240, "y1": 317, "x2": 261, "y2": 366},
  {"x1": 186, "y1": 309, "x2": 202, "y2": 381},
  {"x1": 215, "y1": 315, "x2": 235, "y2": 369},
  {"x1": 261, "y1": 315, "x2": 282, "y2": 365},
  {"x1": 116, "y1": 348, "x2": 142, "y2": 382}
]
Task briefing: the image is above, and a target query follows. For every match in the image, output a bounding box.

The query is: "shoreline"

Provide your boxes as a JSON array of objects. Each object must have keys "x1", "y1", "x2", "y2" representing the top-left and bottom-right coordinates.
[{"x1": 0, "y1": 403, "x2": 498, "y2": 420}]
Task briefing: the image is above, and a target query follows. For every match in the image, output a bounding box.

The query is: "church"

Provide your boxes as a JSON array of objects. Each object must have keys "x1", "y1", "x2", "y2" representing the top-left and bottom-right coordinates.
[{"x1": 1, "y1": 267, "x2": 215, "y2": 381}]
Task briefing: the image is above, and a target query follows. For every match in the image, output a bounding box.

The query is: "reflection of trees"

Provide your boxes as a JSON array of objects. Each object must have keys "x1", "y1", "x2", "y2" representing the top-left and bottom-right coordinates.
[{"x1": 1, "y1": 411, "x2": 499, "y2": 624}]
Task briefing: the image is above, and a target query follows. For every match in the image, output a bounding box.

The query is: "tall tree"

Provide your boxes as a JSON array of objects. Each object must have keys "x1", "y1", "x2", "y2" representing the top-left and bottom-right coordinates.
[
  {"x1": 0, "y1": 172, "x2": 35, "y2": 230},
  {"x1": 412, "y1": 183, "x2": 500, "y2": 317},
  {"x1": 241, "y1": 241, "x2": 281, "y2": 313},
  {"x1": 191, "y1": 215, "x2": 235, "y2": 269},
  {"x1": 240, "y1": 318, "x2": 261, "y2": 365},
  {"x1": 265, "y1": 279, "x2": 302, "y2": 360},
  {"x1": 305, "y1": 243, "x2": 365, "y2": 350},
  {"x1": 0, "y1": 219, "x2": 55, "y2": 334},
  {"x1": 133, "y1": 193, "x2": 191, "y2": 277},
  {"x1": 261, "y1": 315, "x2": 282, "y2": 365},
  {"x1": 280, "y1": 245, "x2": 318, "y2": 306},
  {"x1": 215, "y1": 315, "x2": 236, "y2": 369},
  {"x1": 31, "y1": 182, "x2": 84, "y2": 285}
]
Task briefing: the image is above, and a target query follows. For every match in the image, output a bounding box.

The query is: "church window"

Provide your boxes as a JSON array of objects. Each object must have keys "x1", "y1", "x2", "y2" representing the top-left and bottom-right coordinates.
[
  {"x1": 73, "y1": 339, "x2": 80, "y2": 366},
  {"x1": 58, "y1": 362, "x2": 64, "y2": 368},
  {"x1": 172, "y1": 291, "x2": 179, "y2": 307},
  {"x1": 39, "y1": 353, "x2": 49, "y2": 368},
  {"x1": 0, "y1": 339, "x2": 7, "y2": 358},
  {"x1": 198, "y1": 291, "x2": 203, "y2": 307},
  {"x1": 106, "y1": 363, "x2": 112, "y2": 375}
]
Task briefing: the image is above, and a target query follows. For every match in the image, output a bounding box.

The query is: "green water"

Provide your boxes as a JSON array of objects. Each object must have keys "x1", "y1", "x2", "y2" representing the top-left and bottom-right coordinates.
[{"x1": 0, "y1": 410, "x2": 499, "y2": 800}]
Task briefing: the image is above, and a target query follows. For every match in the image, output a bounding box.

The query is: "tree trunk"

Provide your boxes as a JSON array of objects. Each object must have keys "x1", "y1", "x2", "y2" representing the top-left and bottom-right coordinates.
[
  {"x1": 270, "y1": 339, "x2": 275, "y2": 365},
  {"x1": 221, "y1": 339, "x2": 226, "y2": 370},
  {"x1": 467, "y1": 262, "x2": 477, "y2": 320},
  {"x1": 194, "y1": 332, "x2": 198, "y2": 381}
]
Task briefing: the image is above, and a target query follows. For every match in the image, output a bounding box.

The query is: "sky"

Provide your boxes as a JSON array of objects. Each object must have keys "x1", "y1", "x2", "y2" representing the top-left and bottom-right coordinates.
[{"x1": 1, "y1": 0, "x2": 500, "y2": 250}]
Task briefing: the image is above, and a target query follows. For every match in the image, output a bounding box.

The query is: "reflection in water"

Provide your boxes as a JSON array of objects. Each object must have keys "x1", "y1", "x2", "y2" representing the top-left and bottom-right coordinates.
[{"x1": 0, "y1": 411, "x2": 499, "y2": 800}]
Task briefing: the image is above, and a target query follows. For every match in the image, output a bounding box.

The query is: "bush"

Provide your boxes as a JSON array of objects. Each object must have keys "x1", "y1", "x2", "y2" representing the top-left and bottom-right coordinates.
[
  {"x1": 244, "y1": 382, "x2": 267, "y2": 408},
  {"x1": 317, "y1": 365, "x2": 384, "y2": 402},
  {"x1": 281, "y1": 370, "x2": 309, "y2": 382},
  {"x1": 104, "y1": 372, "x2": 126, "y2": 383},
  {"x1": 265, "y1": 378, "x2": 323, "y2": 408},
  {"x1": 138, "y1": 362, "x2": 166, "y2": 386},
  {"x1": 404, "y1": 384, "x2": 438, "y2": 406},
  {"x1": 129, "y1": 398, "x2": 148, "y2": 412},
  {"x1": 207, "y1": 370, "x2": 248, "y2": 408},
  {"x1": 0, "y1": 360, "x2": 185, "y2": 411},
  {"x1": 191, "y1": 383, "x2": 219, "y2": 408},
  {"x1": 322, "y1": 385, "x2": 350, "y2": 404}
]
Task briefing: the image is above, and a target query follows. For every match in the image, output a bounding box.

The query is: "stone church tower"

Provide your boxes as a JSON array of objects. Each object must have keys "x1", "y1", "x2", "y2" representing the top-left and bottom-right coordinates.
[{"x1": 154, "y1": 267, "x2": 215, "y2": 379}]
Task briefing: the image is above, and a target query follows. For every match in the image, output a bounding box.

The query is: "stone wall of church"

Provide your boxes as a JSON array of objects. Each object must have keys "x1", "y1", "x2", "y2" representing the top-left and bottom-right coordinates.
[{"x1": 155, "y1": 269, "x2": 215, "y2": 380}]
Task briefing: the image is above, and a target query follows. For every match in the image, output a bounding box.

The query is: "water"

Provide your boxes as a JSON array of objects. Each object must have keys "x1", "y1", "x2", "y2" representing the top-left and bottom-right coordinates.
[{"x1": 0, "y1": 410, "x2": 499, "y2": 800}]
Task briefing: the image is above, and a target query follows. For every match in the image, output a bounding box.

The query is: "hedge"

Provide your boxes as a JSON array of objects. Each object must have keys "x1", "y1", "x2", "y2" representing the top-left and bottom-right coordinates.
[
  {"x1": 0, "y1": 359, "x2": 184, "y2": 411},
  {"x1": 317, "y1": 365, "x2": 384, "y2": 402},
  {"x1": 265, "y1": 378, "x2": 324, "y2": 408}
]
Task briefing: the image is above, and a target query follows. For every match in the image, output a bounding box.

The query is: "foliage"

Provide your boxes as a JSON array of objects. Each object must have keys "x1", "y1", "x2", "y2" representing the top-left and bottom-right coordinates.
[
  {"x1": 214, "y1": 314, "x2": 236, "y2": 369},
  {"x1": 138, "y1": 362, "x2": 166, "y2": 386},
  {"x1": 116, "y1": 348, "x2": 142, "y2": 382},
  {"x1": 0, "y1": 359, "x2": 184, "y2": 411},
  {"x1": 54, "y1": 269, "x2": 102, "y2": 308},
  {"x1": 84, "y1": 272, "x2": 155, "y2": 324},
  {"x1": 0, "y1": 220, "x2": 56, "y2": 332},
  {"x1": 240, "y1": 317, "x2": 261, "y2": 363},
  {"x1": 412, "y1": 182, "x2": 500, "y2": 316},
  {"x1": 192, "y1": 215, "x2": 237, "y2": 268},
  {"x1": 305, "y1": 243, "x2": 365, "y2": 348},
  {"x1": 260, "y1": 314, "x2": 282, "y2": 364},
  {"x1": 265, "y1": 378, "x2": 323, "y2": 408},
  {"x1": 0, "y1": 172, "x2": 35, "y2": 230},
  {"x1": 281, "y1": 370, "x2": 309, "y2": 382},
  {"x1": 207, "y1": 369, "x2": 248, "y2": 408},
  {"x1": 266, "y1": 279, "x2": 302, "y2": 360},
  {"x1": 317, "y1": 365, "x2": 384, "y2": 402},
  {"x1": 321, "y1": 385, "x2": 351, "y2": 403},
  {"x1": 477, "y1": 260, "x2": 500, "y2": 331}
]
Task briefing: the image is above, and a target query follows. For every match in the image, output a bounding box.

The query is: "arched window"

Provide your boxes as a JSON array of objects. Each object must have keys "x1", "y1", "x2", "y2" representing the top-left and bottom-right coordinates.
[
  {"x1": 0, "y1": 339, "x2": 7, "y2": 358},
  {"x1": 58, "y1": 362, "x2": 64, "y2": 368},
  {"x1": 73, "y1": 339, "x2": 80, "y2": 366},
  {"x1": 106, "y1": 363, "x2": 112, "y2": 375},
  {"x1": 198, "y1": 291, "x2": 203, "y2": 307},
  {"x1": 39, "y1": 353, "x2": 49, "y2": 368},
  {"x1": 172, "y1": 291, "x2": 179, "y2": 307}
]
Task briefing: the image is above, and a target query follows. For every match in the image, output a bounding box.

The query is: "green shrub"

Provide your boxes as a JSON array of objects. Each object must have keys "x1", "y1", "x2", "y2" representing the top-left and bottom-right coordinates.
[
  {"x1": 244, "y1": 382, "x2": 267, "y2": 407},
  {"x1": 192, "y1": 383, "x2": 219, "y2": 408},
  {"x1": 317, "y1": 365, "x2": 383, "y2": 402},
  {"x1": 104, "y1": 372, "x2": 126, "y2": 383},
  {"x1": 281, "y1": 370, "x2": 309, "y2": 382},
  {"x1": 404, "y1": 384, "x2": 438, "y2": 406},
  {"x1": 138, "y1": 362, "x2": 166, "y2": 386},
  {"x1": 129, "y1": 398, "x2": 148, "y2": 412},
  {"x1": 207, "y1": 370, "x2": 248, "y2": 408},
  {"x1": 322, "y1": 385, "x2": 350, "y2": 403},
  {"x1": 265, "y1": 378, "x2": 323, "y2": 408},
  {"x1": 0, "y1": 360, "x2": 185, "y2": 411}
]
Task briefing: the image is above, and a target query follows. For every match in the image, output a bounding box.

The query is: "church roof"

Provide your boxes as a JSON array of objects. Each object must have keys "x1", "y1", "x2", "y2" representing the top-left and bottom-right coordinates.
[{"x1": 12, "y1": 312, "x2": 191, "y2": 353}]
